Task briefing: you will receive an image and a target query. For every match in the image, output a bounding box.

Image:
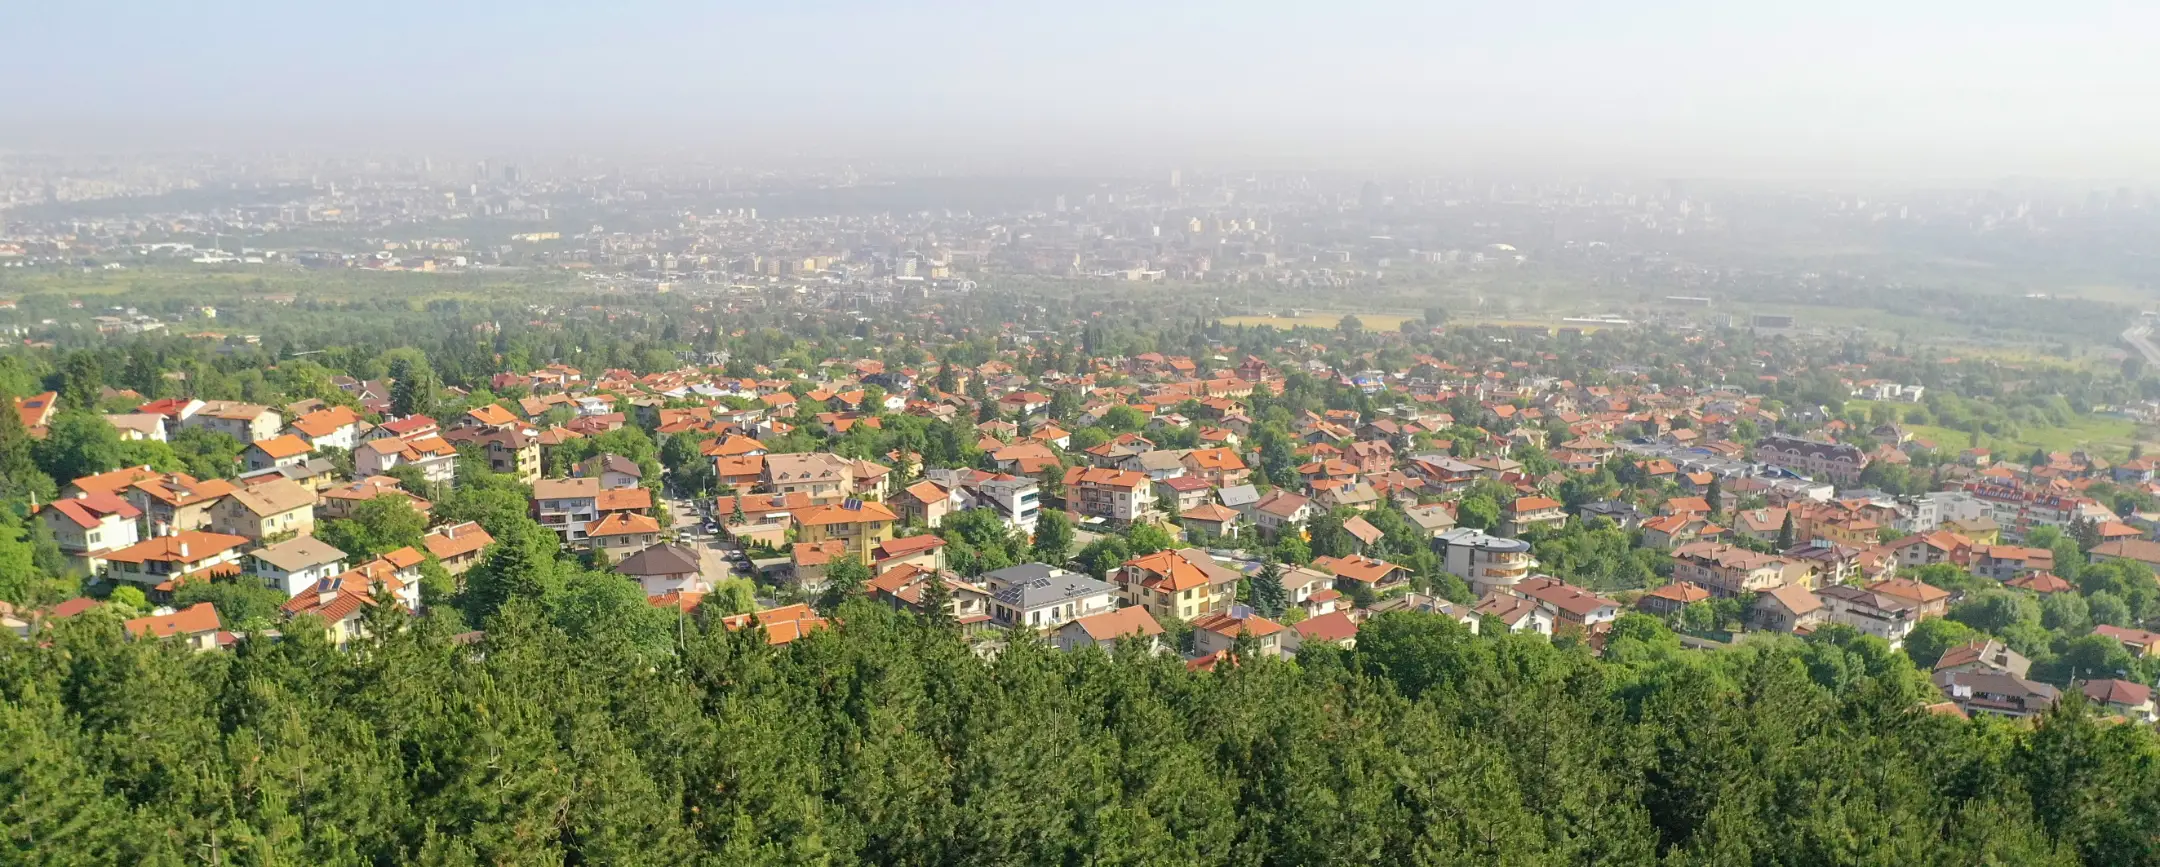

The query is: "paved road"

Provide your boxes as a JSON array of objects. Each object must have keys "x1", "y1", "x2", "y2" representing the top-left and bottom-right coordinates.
[{"x1": 2125, "y1": 324, "x2": 2160, "y2": 370}]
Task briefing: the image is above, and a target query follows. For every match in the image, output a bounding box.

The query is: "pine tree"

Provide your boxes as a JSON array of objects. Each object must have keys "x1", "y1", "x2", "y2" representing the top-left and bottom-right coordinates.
[
  {"x1": 1776, "y1": 511, "x2": 1796, "y2": 550},
  {"x1": 918, "y1": 576, "x2": 956, "y2": 630},
  {"x1": 1031, "y1": 508, "x2": 1074, "y2": 565},
  {"x1": 388, "y1": 352, "x2": 441, "y2": 418},
  {"x1": 0, "y1": 382, "x2": 54, "y2": 503},
  {"x1": 2071, "y1": 518, "x2": 2103, "y2": 553},
  {"x1": 1251, "y1": 560, "x2": 1289, "y2": 617}
]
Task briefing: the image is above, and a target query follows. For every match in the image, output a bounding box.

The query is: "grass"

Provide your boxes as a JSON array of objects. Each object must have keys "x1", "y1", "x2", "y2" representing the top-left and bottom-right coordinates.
[
  {"x1": 1218, "y1": 311, "x2": 1604, "y2": 333},
  {"x1": 1847, "y1": 400, "x2": 2152, "y2": 458},
  {"x1": 0, "y1": 262, "x2": 578, "y2": 306},
  {"x1": 0, "y1": 267, "x2": 272, "y2": 296},
  {"x1": 1220, "y1": 312, "x2": 1419, "y2": 332}
]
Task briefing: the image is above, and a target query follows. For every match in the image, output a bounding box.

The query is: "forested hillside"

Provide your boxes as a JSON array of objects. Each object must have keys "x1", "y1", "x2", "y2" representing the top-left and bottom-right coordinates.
[{"x1": 5, "y1": 603, "x2": 2155, "y2": 866}]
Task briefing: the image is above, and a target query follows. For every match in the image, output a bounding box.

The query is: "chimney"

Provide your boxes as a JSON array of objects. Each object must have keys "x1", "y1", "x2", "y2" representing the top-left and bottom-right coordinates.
[{"x1": 179, "y1": 542, "x2": 189, "y2": 558}]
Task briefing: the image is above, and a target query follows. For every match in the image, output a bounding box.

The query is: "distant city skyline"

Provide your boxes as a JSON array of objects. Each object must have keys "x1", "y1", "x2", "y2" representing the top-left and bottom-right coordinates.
[{"x1": 9, "y1": 0, "x2": 2160, "y2": 178}]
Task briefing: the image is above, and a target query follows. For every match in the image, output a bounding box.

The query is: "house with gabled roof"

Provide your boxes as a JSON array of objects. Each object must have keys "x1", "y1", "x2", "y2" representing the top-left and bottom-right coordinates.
[
  {"x1": 355, "y1": 433, "x2": 456, "y2": 485},
  {"x1": 1933, "y1": 669, "x2": 2058, "y2": 718},
  {"x1": 1064, "y1": 466, "x2": 1155, "y2": 526},
  {"x1": 36, "y1": 493, "x2": 141, "y2": 573},
  {"x1": 104, "y1": 531, "x2": 250, "y2": 595},
  {"x1": 2093, "y1": 624, "x2": 2160, "y2": 658},
  {"x1": 286, "y1": 405, "x2": 364, "y2": 450},
  {"x1": 15, "y1": 390, "x2": 58, "y2": 436},
  {"x1": 1934, "y1": 639, "x2": 2031, "y2": 679},
  {"x1": 1512, "y1": 576, "x2": 1620, "y2": 628},
  {"x1": 1117, "y1": 548, "x2": 1239, "y2": 622},
  {"x1": 61, "y1": 465, "x2": 163, "y2": 499},
  {"x1": 1473, "y1": 591, "x2": 1553, "y2": 635},
  {"x1": 1815, "y1": 584, "x2": 1921, "y2": 647},
  {"x1": 126, "y1": 473, "x2": 238, "y2": 535},
  {"x1": 1638, "y1": 580, "x2": 1712, "y2": 617},
  {"x1": 1287, "y1": 609, "x2": 1363, "y2": 652},
  {"x1": 587, "y1": 512, "x2": 664, "y2": 564},
  {"x1": 185, "y1": 401, "x2": 282, "y2": 443},
  {"x1": 868, "y1": 564, "x2": 994, "y2": 632},
  {"x1": 124, "y1": 602, "x2": 223, "y2": 651},
  {"x1": 2078, "y1": 679, "x2": 2157, "y2": 722},
  {"x1": 1180, "y1": 503, "x2": 1242, "y2": 539},
  {"x1": 719, "y1": 602, "x2": 832, "y2": 644},
  {"x1": 793, "y1": 499, "x2": 899, "y2": 565},
  {"x1": 1249, "y1": 490, "x2": 1314, "y2": 536},
  {"x1": 1752, "y1": 584, "x2": 1824, "y2": 633},
  {"x1": 1501, "y1": 495, "x2": 1566, "y2": 536},
  {"x1": 281, "y1": 556, "x2": 420, "y2": 646},
  {"x1": 241, "y1": 434, "x2": 316, "y2": 473},
  {"x1": 616, "y1": 543, "x2": 705, "y2": 598},
  {"x1": 763, "y1": 452, "x2": 856, "y2": 505},
  {"x1": 1054, "y1": 606, "x2": 1164, "y2": 653},
  {"x1": 872, "y1": 534, "x2": 947, "y2": 573},
  {"x1": 208, "y1": 478, "x2": 316, "y2": 541},
  {"x1": 1311, "y1": 554, "x2": 1411, "y2": 593},
  {"x1": 250, "y1": 535, "x2": 351, "y2": 596},
  {"x1": 1865, "y1": 577, "x2": 1951, "y2": 618},
  {"x1": 1191, "y1": 608, "x2": 1287, "y2": 658}
]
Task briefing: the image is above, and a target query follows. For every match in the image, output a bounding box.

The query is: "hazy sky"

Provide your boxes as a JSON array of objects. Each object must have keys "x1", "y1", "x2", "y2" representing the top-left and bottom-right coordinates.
[{"x1": 9, "y1": 0, "x2": 2160, "y2": 177}]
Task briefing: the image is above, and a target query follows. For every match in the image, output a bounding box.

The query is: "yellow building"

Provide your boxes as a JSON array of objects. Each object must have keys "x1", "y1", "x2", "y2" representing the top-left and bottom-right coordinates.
[{"x1": 793, "y1": 500, "x2": 898, "y2": 565}]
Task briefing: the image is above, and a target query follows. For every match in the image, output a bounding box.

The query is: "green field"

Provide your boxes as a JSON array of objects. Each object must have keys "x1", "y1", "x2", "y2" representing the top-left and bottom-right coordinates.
[
  {"x1": 0, "y1": 263, "x2": 577, "y2": 305},
  {"x1": 1220, "y1": 312, "x2": 1418, "y2": 331},
  {"x1": 1847, "y1": 400, "x2": 2152, "y2": 458}
]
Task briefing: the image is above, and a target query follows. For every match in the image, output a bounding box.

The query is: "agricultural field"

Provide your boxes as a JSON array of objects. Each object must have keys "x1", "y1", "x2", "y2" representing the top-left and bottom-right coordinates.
[
  {"x1": 1219, "y1": 312, "x2": 1419, "y2": 331},
  {"x1": 1847, "y1": 399, "x2": 2154, "y2": 459}
]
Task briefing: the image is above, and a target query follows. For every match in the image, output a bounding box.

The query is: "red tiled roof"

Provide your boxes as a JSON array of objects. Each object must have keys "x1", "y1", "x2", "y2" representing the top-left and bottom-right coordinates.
[
  {"x1": 588, "y1": 511, "x2": 662, "y2": 537},
  {"x1": 718, "y1": 603, "x2": 829, "y2": 645},
  {"x1": 874, "y1": 534, "x2": 946, "y2": 560},
  {"x1": 595, "y1": 487, "x2": 654, "y2": 512},
  {"x1": 40, "y1": 492, "x2": 141, "y2": 529},
  {"x1": 249, "y1": 433, "x2": 313, "y2": 460},
  {"x1": 795, "y1": 500, "x2": 898, "y2": 526},
  {"x1": 1070, "y1": 606, "x2": 1164, "y2": 642},
  {"x1": 103, "y1": 531, "x2": 249, "y2": 564},
  {"x1": 124, "y1": 602, "x2": 221, "y2": 640},
  {"x1": 1293, "y1": 610, "x2": 1361, "y2": 643},
  {"x1": 1191, "y1": 610, "x2": 1284, "y2": 638},
  {"x1": 1312, "y1": 554, "x2": 1405, "y2": 585}
]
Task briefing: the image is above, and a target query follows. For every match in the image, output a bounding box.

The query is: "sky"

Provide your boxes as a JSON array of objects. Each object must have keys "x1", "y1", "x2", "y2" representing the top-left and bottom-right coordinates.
[{"x1": 8, "y1": 0, "x2": 2160, "y2": 178}]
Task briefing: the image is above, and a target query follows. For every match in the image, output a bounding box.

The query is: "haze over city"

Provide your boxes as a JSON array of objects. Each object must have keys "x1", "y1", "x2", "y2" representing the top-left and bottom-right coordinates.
[
  {"x1": 11, "y1": 3, "x2": 2160, "y2": 864},
  {"x1": 10, "y1": 0, "x2": 2160, "y2": 177}
]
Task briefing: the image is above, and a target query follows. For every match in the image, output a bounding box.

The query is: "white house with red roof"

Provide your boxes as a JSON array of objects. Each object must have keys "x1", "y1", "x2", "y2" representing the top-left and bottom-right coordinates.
[{"x1": 37, "y1": 493, "x2": 142, "y2": 573}]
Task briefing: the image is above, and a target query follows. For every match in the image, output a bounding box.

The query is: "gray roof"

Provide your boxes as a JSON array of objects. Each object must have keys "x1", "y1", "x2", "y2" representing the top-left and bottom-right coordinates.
[
  {"x1": 983, "y1": 563, "x2": 1113, "y2": 609},
  {"x1": 250, "y1": 536, "x2": 349, "y2": 572},
  {"x1": 582, "y1": 453, "x2": 643, "y2": 477},
  {"x1": 615, "y1": 543, "x2": 701, "y2": 577},
  {"x1": 1218, "y1": 484, "x2": 1261, "y2": 508},
  {"x1": 1436, "y1": 527, "x2": 1532, "y2": 553},
  {"x1": 1137, "y1": 450, "x2": 1188, "y2": 471},
  {"x1": 976, "y1": 477, "x2": 1038, "y2": 496}
]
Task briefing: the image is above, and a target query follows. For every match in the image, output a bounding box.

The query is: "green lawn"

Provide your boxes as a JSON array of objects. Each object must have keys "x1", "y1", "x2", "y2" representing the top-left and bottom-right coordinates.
[{"x1": 1848, "y1": 400, "x2": 2150, "y2": 458}]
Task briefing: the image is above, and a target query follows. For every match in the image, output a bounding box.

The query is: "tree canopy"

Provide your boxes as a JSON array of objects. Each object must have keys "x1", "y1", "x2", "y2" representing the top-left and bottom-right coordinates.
[{"x1": 0, "y1": 604, "x2": 2150, "y2": 864}]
